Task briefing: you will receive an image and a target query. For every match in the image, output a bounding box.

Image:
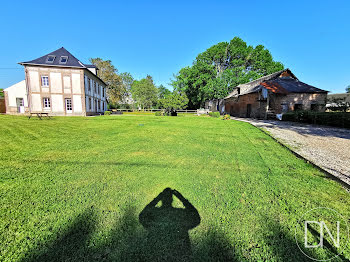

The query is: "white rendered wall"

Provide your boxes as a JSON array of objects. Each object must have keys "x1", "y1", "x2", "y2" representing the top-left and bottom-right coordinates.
[{"x1": 4, "y1": 80, "x2": 28, "y2": 107}]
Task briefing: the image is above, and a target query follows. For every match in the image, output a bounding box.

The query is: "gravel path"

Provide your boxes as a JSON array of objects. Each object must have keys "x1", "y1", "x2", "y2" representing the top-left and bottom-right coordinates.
[{"x1": 231, "y1": 117, "x2": 350, "y2": 186}]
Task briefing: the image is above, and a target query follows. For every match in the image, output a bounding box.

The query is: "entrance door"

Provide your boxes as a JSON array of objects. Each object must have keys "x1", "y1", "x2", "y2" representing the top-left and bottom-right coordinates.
[
  {"x1": 16, "y1": 98, "x2": 24, "y2": 113},
  {"x1": 65, "y1": 98, "x2": 72, "y2": 113},
  {"x1": 246, "y1": 104, "x2": 252, "y2": 118}
]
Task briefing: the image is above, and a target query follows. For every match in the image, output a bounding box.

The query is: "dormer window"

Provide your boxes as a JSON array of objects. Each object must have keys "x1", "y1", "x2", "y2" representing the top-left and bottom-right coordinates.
[
  {"x1": 46, "y1": 55, "x2": 56, "y2": 63},
  {"x1": 59, "y1": 56, "x2": 68, "y2": 64}
]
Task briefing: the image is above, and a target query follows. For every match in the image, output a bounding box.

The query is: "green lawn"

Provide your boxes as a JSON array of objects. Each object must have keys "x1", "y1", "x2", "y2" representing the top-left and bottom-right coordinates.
[{"x1": 0, "y1": 114, "x2": 349, "y2": 261}]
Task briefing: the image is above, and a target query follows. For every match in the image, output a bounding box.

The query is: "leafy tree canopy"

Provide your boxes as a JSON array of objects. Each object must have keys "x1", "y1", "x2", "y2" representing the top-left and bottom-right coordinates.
[
  {"x1": 157, "y1": 84, "x2": 171, "y2": 99},
  {"x1": 159, "y1": 91, "x2": 188, "y2": 110},
  {"x1": 131, "y1": 75, "x2": 158, "y2": 109},
  {"x1": 89, "y1": 58, "x2": 124, "y2": 104},
  {"x1": 346, "y1": 85, "x2": 350, "y2": 93},
  {"x1": 171, "y1": 37, "x2": 284, "y2": 109}
]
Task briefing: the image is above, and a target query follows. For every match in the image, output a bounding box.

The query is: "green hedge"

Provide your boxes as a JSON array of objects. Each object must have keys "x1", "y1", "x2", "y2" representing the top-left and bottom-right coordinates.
[
  {"x1": 104, "y1": 111, "x2": 111, "y2": 116},
  {"x1": 209, "y1": 112, "x2": 220, "y2": 118},
  {"x1": 282, "y1": 111, "x2": 350, "y2": 128}
]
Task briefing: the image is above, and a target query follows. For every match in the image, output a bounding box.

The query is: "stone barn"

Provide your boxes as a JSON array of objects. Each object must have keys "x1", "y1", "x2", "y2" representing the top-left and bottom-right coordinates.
[{"x1": 224, "y1": 69, "x2": 328, "y2": 119}]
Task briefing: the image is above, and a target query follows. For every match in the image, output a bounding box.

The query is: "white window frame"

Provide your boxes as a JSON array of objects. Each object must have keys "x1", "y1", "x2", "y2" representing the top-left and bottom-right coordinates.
[
  {"x1": 65, "y1": 98, "x2": 72, "y2": 113},
  {"x1": 46, "y1": 55, "x2": 55, "y2": 63},
  {"x1": 59, "y1": 56, "x2": 68, "y2": 64},
  {"x1": 43, "y1": 97, "x2": 51, "y2": 109},
  {"x1": 41, "y1": 76, "x2": 49, "y2": 87},
  {"x1": 16, "y1": 97, "x2": 24, "y2": 107}
]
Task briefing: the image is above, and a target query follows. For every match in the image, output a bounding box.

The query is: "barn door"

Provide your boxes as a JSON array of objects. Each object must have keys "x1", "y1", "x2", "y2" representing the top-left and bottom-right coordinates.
[{"x1": 246, "y1": 104, "x2": 252, "y2": 118}]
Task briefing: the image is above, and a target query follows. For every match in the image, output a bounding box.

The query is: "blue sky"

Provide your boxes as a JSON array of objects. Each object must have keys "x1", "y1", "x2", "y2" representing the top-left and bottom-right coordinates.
[{"x1": 1, "y1": 0, "x2": 349, "y2": 93}]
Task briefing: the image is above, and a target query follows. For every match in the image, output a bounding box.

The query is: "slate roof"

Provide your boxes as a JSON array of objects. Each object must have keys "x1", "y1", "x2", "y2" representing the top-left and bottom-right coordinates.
[
  {"x1": 225, "y1": 68, "x2": 327, "y2": 99},
  {"x1": 19, "y1": 47, "x2": 87, "y2": 68},
  {"x1": 19, "y1": 47, "x2": 106, "y2": 85}
]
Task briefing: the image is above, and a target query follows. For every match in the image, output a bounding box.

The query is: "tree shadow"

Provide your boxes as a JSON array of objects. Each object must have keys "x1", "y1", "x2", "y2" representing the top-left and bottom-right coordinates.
[
  {"x1": 192, "y1": 227, "x2": 239, "y2": 262},
  {"x1": 259, "y1": 218, "x2": 311, "y2": 262},
  {"x1": 23, "y1": 208, "x2": 97, "y2": 262},
  {"x1": 259, "y1": 217, "x2": 348, "y2": 262}
]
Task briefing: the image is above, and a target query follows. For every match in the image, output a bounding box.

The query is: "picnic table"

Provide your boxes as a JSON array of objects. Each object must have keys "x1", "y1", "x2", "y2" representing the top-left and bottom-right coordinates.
[{"x1": 28, "y1": 112, "x2": 52, "y2": 120}]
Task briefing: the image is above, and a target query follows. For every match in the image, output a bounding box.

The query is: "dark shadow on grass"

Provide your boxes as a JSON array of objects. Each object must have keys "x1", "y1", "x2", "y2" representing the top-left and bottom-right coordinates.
[
  {"x1": 261, "y1": 219, "x2": 310, "y2": 261},
  {"x1": 258, "y1": 217, "x2": 342, "y2": 262},
  {"x1": 22, "y1": 208, "x2": 96, "y2": 262},
  {"x1": 192, "y1": 227, "x2": 239, "y2": 262},
  {"x1": 21, "y1": 189, "x2": 239, "y2": 262},
  {"x1": 139, "y1": 188, "x2": 200, "y2": 261},
  {"x1": 307, "y1": 223, "x2": 348, "y2": 261}
]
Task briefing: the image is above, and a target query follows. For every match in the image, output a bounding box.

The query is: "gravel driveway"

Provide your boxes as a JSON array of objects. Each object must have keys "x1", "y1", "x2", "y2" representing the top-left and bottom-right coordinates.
[{"x1": 232, "y1": 117, "x2": 350, "y2": 186}]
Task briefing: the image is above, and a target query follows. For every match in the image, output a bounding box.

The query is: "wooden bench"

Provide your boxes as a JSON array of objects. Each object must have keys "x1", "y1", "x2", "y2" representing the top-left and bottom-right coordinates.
[{"x1": 28, "y1": 112, "x2": 52, "y2": 120}]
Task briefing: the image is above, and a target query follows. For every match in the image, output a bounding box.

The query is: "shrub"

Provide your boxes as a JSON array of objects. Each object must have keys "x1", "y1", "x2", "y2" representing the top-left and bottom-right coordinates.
[
  {"x1": 104, "y1": 111, "x2": 111, "y2": 116},
  {"x1": 209, "y1": 112, "x2": 220, "y2": 118},
  {"x1": 155, "y1": 111, "x2": 163, "y2": 116},
  {"x1": 223, "y1": 114, "x2": 231, "y2": 120},
  {"x1": 282, "y1": 111, "x2": 350, "y2": 128}
]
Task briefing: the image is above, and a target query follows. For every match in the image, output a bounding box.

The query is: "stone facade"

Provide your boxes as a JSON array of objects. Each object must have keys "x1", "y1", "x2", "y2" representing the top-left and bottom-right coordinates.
[
  {"x1": 224, "y1": 69, "x2": 328, "y2": 119},
  {"x1": 225, "y1": 92, "x2": 327, "y2": 118}
]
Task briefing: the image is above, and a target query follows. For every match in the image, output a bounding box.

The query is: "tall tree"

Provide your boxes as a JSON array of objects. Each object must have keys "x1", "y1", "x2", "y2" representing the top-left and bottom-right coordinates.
[
  {"x1": 131, "y1": 75, "x2": 158, "y2": 109},
  {"x1": 171, "y1": 37, "x2": 284, "y2": 109},
  {"x1": 160, "y1": 91, "x2": 188, "y2": 111},
  {"x1": 120, "y1": 72, "x2": 134, "y2": 103},
  {"x1": 157, "y1": 84, "x2": 171, "y2": 99},
  {"x1": 156, "y1": 84, "x2": 172, "y2": 108},
  {"x1": 89, "y1": 58, "x2": 124, "y2": 104}
]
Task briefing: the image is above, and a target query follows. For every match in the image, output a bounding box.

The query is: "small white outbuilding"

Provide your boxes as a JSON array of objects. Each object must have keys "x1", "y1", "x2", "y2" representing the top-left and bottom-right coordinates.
[{"x1": 3, "y1": 80, "x2": 29, "y2": 114}]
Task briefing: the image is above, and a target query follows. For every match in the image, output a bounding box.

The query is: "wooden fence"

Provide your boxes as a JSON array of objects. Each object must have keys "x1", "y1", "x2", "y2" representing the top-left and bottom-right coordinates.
[
  {"x1": 111, "y1": 109, "x2": 198, "y2": 113},
  {"x1": 0, "y1": 98, "x2": 6, "y2": 113}
]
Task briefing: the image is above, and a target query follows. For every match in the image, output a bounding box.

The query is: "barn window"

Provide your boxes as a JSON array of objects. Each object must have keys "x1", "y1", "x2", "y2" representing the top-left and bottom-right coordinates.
[
  {"x1": 311, "y1": 104, "x2": 318, "y2": 111},
  {"x1": 294, "y1": 104, "x2": 303, "y2": 111}
]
